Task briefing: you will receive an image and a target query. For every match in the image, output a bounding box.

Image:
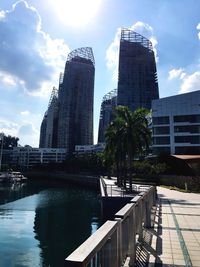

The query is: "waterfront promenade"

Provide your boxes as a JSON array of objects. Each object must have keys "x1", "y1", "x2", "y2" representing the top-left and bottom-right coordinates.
[
  {"x1": 137, "y1": 187, "x2": 200, "y2": 267},
  {"x1": 102, "y1": 177, "x2": 200, "y2": 266},
  {"x1": 65, "y1": 177, "x2": 200, "y2": 266}
]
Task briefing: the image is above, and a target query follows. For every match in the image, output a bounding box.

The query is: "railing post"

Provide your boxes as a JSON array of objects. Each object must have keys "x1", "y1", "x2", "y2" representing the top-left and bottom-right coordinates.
[
  {"x1": 144, "y1": 199, "x2": 151, "y2": 228},
  {"x1": 115, "y1": 203, "x2": 137, "y2": 267},
  {"x1": 65, "y1": 185, "x2": 158, "y2": 267},
  {"x1": 153, "y1": 186, "x2": 157, "y2": 205},
  {"x1": 115, "y1": 218, "x2": 122, "y2": 267},
  {"x1": 128, "y1": 206, "x2": 136, "y2": 266},
  {"x1": 100, "y1": 238, "x2": 112, "y2": 267},
  {"x1": 131, "y1": 196, "x2": 143, "y2": 243}
]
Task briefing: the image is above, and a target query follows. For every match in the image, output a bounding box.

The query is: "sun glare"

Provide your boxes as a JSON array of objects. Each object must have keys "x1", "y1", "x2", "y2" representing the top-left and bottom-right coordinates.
[{"x1": 51, "y1": 0, "x2": 102, "y2": 27}]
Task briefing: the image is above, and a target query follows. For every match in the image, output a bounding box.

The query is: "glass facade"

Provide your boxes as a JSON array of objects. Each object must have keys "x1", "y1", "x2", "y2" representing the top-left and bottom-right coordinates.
[
  {"x1": 174, "y1": 114, "x2": 200, "y2": 123},
  {"x1": 39, "y1": 87, "x2": 59, "y2": 148},
  {"x1": 153, "y1": 126, "x2": 170, "y2": 135},
  {"x1": 152, "y1": 90, "x2": 200, "y2": 155},
  {"x1": 117, "y1": 28, "x2": 159, "y2": 112},
  {"x1": 39, "y1": 48, "x2": 95, "y2": 155},
  {"x1": 57, "y1": 47, "x2": 95, "y2": 155},
  {"x1": 152, "y1": 116, "x2": 169, "y2": 125},
  {"x1": 153, "y1": 136, "x2": 170, "y2": 145},
  {"x1": 174, "y1": 136, "x2": 200, "y2": 144},
  {"x1": 98, "y1": 89, "x2": 117, "y2": 143},
  {"x1": 39, "y1": 113, "x2": 47, "y2": 148},
  {"x1": 153, "y1": 147, "x2": 170, "y2": 154},
  {"x1": 174, "y1": 125, "x2": 200, "y2": 133},
  {"x1": 175, "y1": 146, "x2": 200, "y2": 155}
]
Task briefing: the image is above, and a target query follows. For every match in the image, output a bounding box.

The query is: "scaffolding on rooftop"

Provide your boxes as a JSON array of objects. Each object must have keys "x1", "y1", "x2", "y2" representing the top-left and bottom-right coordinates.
[
  {"x1": 121, "y1": 28, "x2": 153, "y2": 51},
  {"x1": 67, "y1": 47, "x2": 95, "y2": 66},
  {"x1": 48, "y1": 87, "x2": 58, "y2": 109},
  {"x1": 102, "y1": 88, "x2": 117, "y2": 102}
]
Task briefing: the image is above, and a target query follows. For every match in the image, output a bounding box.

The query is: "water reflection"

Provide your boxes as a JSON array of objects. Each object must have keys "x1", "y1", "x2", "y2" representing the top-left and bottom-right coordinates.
[{"x1": 0, "y1": 180, "x2": 101, "y2": 267}]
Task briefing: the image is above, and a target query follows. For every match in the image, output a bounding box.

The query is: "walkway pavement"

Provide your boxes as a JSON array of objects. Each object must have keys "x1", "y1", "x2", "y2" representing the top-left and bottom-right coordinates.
[
  {"x1": 136, "y1": 187, "x2": 200, "y2": 267},
  {"x1": 102, "y1": 176, "x2": 151, "y2": 197}
]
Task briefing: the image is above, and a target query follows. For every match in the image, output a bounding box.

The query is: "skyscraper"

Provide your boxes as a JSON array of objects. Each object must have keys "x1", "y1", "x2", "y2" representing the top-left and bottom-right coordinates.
[
  {"x1": 98, "y1": 89, "x2": 117, "y2": 143},
  {"x1": 57, "y1": 47, "x2": 95, "y2": 155},
  {"x1": 39, "y1": 112, "x2": 47, "y2": 148},
  {"x1": 39, "y1": 87, "x2": 59, "y2": 148},
  {"x1": 117, "y1": 28, "x2": 159, "y2": 111}
]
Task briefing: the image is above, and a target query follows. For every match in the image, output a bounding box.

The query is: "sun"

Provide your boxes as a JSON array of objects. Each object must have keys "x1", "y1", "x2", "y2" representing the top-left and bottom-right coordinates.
[{"x1": 51, "y1": 0, "x2": 102, "y2": 27}]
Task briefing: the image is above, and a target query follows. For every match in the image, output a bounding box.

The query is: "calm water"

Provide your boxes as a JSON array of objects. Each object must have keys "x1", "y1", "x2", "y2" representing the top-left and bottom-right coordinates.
[{"x1": 0, "y1": 179, "x2": 101, "y2": 267}]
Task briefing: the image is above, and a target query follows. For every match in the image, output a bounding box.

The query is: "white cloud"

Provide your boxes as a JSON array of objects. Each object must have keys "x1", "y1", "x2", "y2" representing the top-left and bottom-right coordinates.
[
  {"x1": 20, "y1": 111, "x2": 30, "y2": 116},
  {"x1": 0, "y1": 10, "x2": 5, "y2": 19},
  {"x1": 168, "y1": 68, "x2": 186, "y2": 80},
  {"x1": 0, "y1": 118, "x2": 19, "y2": 137},
  {"x1": 0, "y1": 71, "x2": 17, "y2": 86},
  {"x1": 0, "y1": 114, "x2": 41, "y2": 146},
  {"x1": 130, "y1": 21, "x2": 158, "y2": 61},
  {"x1": 105, "y1": 27, "x2": 121, "y2": 82},
  {"x1": 106, "y1": 21, "x2": 158, "y2": 83},
  {"x1": 197, "y1": 23, "x2": 200, "y2": 40},
  {"x1": 0, "y1": 0, "x2": 70, "y2": 95},
  {"x1": 179, "y1": 71, "x2": 200, "y2": 94}
]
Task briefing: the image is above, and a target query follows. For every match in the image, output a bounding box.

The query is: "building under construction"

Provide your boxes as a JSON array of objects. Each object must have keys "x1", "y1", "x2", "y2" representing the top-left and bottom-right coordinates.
[
  {"x1": 117, "y1": 28, "x2": 159, "y2": 111},
  {"x1": 58, "y1": 47, "x2": 95, "y2": 155},
  {"x1": 98, "y1": 89, "x2": 117, "y2": 143},
  {"x1": 39, "y1": 48, "x2": 95, "y2": 155},
  {"x1": 39, "y1": 86, "x2": 59, "y2": 148}
]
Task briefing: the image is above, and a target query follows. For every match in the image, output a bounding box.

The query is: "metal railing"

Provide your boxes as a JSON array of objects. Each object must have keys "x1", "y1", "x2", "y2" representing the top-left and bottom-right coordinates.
[{"x1": 65, "y1": 186, "x2": 156, "y2": 267}]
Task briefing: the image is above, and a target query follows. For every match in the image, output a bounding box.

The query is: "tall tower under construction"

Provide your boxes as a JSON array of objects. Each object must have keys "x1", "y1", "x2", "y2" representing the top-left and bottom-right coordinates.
[
  {"x1": 57, "y1": 47, "x2": 95, "y2": 155},
  {"x1": 98, "y1": 89, "x2": 117, "y2": 143},
  {"x1": 39, "y1": 87, "x2": 59, "y2": 148},
  {"x1": 117, "y1": 28, "x2": 159, "y2": 111}
]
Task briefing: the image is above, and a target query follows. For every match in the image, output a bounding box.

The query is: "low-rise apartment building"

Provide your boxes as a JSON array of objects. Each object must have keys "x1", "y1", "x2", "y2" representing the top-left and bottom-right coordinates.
[
  {"x1": 152, "y1": 90, "x2": 200, "y2": 155},
  {"x1": 12, "y1": 147, "x2": 66, "y2": 169}
]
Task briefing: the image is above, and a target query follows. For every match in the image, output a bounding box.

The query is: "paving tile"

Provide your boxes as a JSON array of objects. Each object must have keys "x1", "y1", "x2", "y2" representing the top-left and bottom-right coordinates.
[
  {"x1": 191, "y1": 261, "x2": 200, "y2": 267},
  {"x1": 172, "y1": 251, "x2": 184, "y2": 258},
  {"x1": 171, "y1": 249, "x2": 183, "y2": 255},
  {"x1": 135, "y1": 187, "x2": 200, "y2": 266},
  {"x1": 173, "y1": 259, "x2": 185, "y2": 265},
  {"x1": 190, "y1": 255, "x2": 200, "y2": 262}
]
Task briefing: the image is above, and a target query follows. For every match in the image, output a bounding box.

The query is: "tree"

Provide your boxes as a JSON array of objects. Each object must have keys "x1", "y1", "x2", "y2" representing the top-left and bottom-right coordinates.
[
  {"x1": 105, "y1": 106, "x2": 151, "y2": 191},
  {"x1": 2, "y1": 135, "x2": 19, "y2": 149}
]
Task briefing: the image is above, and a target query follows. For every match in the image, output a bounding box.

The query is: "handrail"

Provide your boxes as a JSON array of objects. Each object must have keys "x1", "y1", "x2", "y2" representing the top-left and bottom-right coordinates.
[
  {"x1": 100, "y1": 177, "x2": 107, "y2": 196},
  {"x1": 65, "y1": 220, "x2": 118, "y2": 267},
  {"x1": 65, "y1": 185, "x2": 156, "y2": 267}
]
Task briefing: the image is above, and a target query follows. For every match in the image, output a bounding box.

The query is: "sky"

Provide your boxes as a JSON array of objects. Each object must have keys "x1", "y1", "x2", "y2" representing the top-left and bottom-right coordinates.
[{"x1": 0, "y1": 0, "x2": 200, "y2": 146}]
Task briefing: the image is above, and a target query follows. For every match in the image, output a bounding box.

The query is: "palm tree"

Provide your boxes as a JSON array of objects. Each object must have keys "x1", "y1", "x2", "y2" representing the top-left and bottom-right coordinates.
[
  {"x1": 105, "y1": 117, "x2": 126, "y2": 185},
  {"x1": 105, "y1": 106, "x2": 151, "y2": 191}
]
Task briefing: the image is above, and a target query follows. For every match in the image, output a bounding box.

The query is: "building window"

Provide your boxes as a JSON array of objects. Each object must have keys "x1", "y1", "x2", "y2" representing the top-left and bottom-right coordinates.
[
  {"x1": 174, "y1": 125, "x2": 200, "y2": 133},
  {"x1": 174, "y1": 135, "x2": 200, "y2": 144},
  {"x1": 175, "y1": 146, "x2": 200, "y2": 155},
  {"x1": 153, "y1": 126, "x2": 170, "y2": 135},
  {"x1": 153, "y1": 136, "x2": 170, "y2": 145},
  {"x1": 153, "y1": 147, "x2": 170, "y2": 154},
  {"x1": 174, "y1": 115, "x2": 200, "y2": 123},
  {"x1": 152, "y1": 116, "x2": 169, "y2": 125}
]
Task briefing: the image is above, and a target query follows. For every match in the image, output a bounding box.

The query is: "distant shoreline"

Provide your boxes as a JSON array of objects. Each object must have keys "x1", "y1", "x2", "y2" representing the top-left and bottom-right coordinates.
[{"x1": 25, "y1": 170, "x2": 100, "y2": 189}]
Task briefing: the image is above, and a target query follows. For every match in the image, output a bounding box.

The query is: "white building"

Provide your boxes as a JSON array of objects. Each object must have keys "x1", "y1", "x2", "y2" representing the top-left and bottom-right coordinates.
[
  {"x1": 12, "y1": 147, "x2": 66, "y2": 169},
  {"x1": 75, "y1": 143, "x2": 105, "y2": 155},
  {"x1": 152, "y1": 90, "x2": 200, "y2": 155}
]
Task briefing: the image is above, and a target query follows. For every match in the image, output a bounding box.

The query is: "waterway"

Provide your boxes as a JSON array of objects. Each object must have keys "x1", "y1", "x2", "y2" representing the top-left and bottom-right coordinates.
[{"x1": 0, "y1": 179, "x2": 101, "y2": 267}]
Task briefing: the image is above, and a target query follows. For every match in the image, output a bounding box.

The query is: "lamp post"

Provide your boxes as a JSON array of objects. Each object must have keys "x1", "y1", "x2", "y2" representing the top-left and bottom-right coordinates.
[{"x1": 0, "y1": 133, "x2": 4, "y2": 172}]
